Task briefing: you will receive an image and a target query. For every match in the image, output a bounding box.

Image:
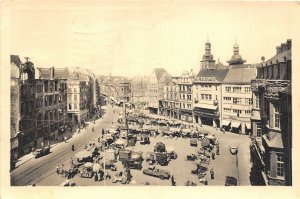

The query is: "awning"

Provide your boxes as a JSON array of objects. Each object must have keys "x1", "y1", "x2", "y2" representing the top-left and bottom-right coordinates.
[
  {"x1": 245, "y1": 122, "x2": 251, "y2": 129},
  {"x1": 231, "y1": 121, "x2": 241, "y2": 128},
  {"x1": 194, "y1": 104, "x2": 217, "y2": 110},
  {"x1": 222, "y1": 120, "x2": 231, "y2": 126}
]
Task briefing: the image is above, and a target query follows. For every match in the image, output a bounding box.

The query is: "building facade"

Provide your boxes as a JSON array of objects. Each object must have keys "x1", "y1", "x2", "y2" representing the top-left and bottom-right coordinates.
[
  {"x1": 117, "y1": 80, "x2": 132, "y2": 103},
  {"x1": 10, "y1": 55, "x2": 21, "y2": 159},
  {"x1": 250, "y1": 39, "x2": 292, "y2": 185},
  {"x1": 221, "y1": 71, "x2": 255, "y2": 134},
  {"x1": 159, "y1": 82, "x2": 178, "y2": 119},
  {"x1": 193, "y1": 69, "x2": 228, "y2": 128},
  {"x1": 177, "y1": 70, "x2": 195, "y2": 122}
]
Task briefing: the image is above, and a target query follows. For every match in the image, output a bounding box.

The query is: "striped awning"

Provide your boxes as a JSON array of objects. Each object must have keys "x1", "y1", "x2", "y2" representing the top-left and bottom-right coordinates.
[
  {"x1": 245, "y1": 122, "x2": 251, "y2": 129},
  {"x1": 231, "y1": 121, "x2": 241, "y2": 128},
  {"x1": 222, "y1": 120, "x2": 231, "y2": 126}
]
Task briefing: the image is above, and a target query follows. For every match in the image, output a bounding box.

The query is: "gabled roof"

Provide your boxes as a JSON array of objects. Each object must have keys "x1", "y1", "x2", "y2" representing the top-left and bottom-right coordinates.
[
  {"x1": 196, "y1": 69, "x2": 229, "y2": 82},
  {"x1": 223, "y1": 68, "x2": 257, "y2": 84},
  {"x1": 11, "y1": 55, "x2": 22, "y2": 66},
  {"x1": 153, "y1": 68, "x2": 167, "y2": 81}
]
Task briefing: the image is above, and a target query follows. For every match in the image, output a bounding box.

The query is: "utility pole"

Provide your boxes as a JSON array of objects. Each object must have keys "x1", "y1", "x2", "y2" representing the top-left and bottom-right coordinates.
[{"x1": 123, "y1": 102, "x2": 128, "y2": 147}]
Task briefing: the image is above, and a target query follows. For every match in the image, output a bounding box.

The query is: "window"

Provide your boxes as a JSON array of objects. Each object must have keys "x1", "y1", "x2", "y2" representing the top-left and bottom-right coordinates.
[
  {"x1": 74, "y1": 103, "x2": 77, "y2": 110},
  {"x1": 233, "y1": 109, "x2": 242, "y2": 115},
  {"x1": 245, "y1": 87, "x2": 251, "y2": 93},
  {"x1": 274, "y1": 105, "x2": 280, "y2": 128},
  {"x1": 224, "y1": 97, "x2": 231, "y2": 101},
  {"x1": 233, "y1": 98, "x2": 242, "y2": 104},
  {"x1": 225, "y1": 87, "x2": 231, "y2": 92},
  {"x1": 255, "y1": 94, "x2": 260, "y2": 109},
  {"x1": 74, "y1": 88, "x2": 77, "y2": 92},
  {"x1": 245, "y1": 98, "x2": 253, "y2": 105},
  {"x1": 69, "y1": 104, "x2": 72, "y2": 110},
  {"x1": 233, "y1": 87, "x2": 241, "y2": 93},
  {"x1": 74, "y1": 94, "x2": 77, "y2": 101},
  {"x1": 245, "y1": 110, "x2": 251, "y2": 115},
  {"x1": 276, "y1": 153, "x2": 284, "y2": 177},
  {"x1": 201, "y1": 94, "x2": 212, "y2": 100},
  {"x1": 224, "y1": 108, "x2": 231, "y2": 112},
  {"x1": 257, "y1": 122, "x2": 262, "y2": 137}
]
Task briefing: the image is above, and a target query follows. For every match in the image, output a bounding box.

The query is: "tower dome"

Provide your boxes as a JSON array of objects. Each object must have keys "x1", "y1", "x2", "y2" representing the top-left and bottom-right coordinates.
[{"x1": 227, "y1": 39, "x2": 246, "y2": 65}]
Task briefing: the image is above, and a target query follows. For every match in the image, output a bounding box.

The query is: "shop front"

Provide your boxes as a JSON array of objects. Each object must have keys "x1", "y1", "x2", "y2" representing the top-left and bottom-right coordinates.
[{"x1": 193, "y1": 104, "x2": 220, "y2": 127}]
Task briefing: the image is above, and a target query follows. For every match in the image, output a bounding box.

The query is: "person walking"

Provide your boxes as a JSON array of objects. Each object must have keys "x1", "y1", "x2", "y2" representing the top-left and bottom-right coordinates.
[
  {"x1": 210, "y1": 168, "x2": 214, "y2": 180},
  {"x1": 212, "y1": 152, "x2": 215, "y2": 160},
  {"x1": 72, "y1": 144, "x2": 75, "y2": 151},
  {"x1": 171, "y1": 175, "x2": 176, "y2": 186},
  {"x1": 56, "y1": 165, "x2": 60, "y2": 174},
  {"x1": 216, "y1": 147, "x2": 220, "y2": 155},
  {"x1": 70, "y1": 158, "x2": 74, "y2": 166}
]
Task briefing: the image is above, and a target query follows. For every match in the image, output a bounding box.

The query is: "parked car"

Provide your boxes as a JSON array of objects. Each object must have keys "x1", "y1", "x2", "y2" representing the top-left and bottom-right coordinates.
[
  {"x1": 225, "y1": 176, "x2": 238, "y2": 186},
  {"x1": 34, "y1": 146, "x2": 50, "y2": 159},
  {"x1": 190, "y1": 138, "x2": 198, "y2": 147},
  {"x1": 143, "y1": 166, "x2": 171, "y2": 180},
  {"x1": 122, "y1": 159, "x2": 142, "y2": 170},
  {"x1": 229, "y1": 146, "x2": 238, "y2": 155}
]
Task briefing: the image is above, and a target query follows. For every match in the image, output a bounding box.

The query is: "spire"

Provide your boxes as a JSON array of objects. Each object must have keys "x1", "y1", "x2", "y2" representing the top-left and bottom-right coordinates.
[{"x1": 227, "y1": 38, "x2": 246, "y2": 65}]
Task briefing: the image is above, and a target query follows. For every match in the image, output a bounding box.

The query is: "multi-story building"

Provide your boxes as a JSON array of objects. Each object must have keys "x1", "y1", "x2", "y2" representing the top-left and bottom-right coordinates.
[
  {"x1": 147, "y1": 68, "x2": 173, "y2": 114},
  {"x1": 221, "y1": 67, "x2": 256, "y2": 134},
  {"x1": 250, "y1": 39, "x2": 291, "y2": 185},
  {"x1": 159, "y1": 82, "x2": 178, "y2": 119},
  {"x1": 10, "y1": 55, "x2": 21, "y2": 159},
  {"x1": 193, "y1": 69, "x2": 229, "y2": 128},
  {"x1": 117, "y1": 79, "x2": 131, "y2": 103},
  {"x1": 177, "y1": 70, "x2": 195, "y2": 122},
  {"x1": 131, "y1": 75, "x2": 150, "y2": 108}
]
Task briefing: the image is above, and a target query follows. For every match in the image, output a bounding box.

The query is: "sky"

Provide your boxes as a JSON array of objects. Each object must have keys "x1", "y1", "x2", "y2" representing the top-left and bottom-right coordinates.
[{"x1": 9, "y1": 1, "x2": 300, "y2": 77}]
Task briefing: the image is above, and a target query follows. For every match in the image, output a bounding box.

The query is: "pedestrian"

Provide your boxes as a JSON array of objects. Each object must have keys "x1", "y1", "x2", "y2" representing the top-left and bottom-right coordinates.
[
  {"x1": 72, "y1": 144, "x2": 75, "y2": 151},
  {"x1": 171, "y1": 175, "x2": 176, "y2": 186},
  {"x1": 70, "y1": 158, "x2": 73, "y2": 165},
  {"x1": 216, "y1": 147, "x2": 220, "y2": 155},
  {"x1": 92, "y1": 127, "x2": 94, "y2": 132},
  {"x1": 204, "y1": 178, "x2": 208, "y2": 185},
  {"x1": 210, "y1": 168, "x2": 214, "y2": 179},
  {"x1": 64, "y1": 136, "x2": 67, "y2": 143},
  {"x1": 102, "y1": 129, "x2": 105, "y2": 136},
  {"x1": 56, "y1": 165, "x2": 60, "y2": 174},
  {"x1": 212, "y1": 152, "x2": 215, "y2": 160}
]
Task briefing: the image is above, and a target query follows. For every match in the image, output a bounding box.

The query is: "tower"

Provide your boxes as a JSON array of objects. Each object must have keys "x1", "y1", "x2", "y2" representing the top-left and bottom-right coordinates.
[
  {"x1": 200, "y1": 36, "x2": 216, "y2": 70},
  {"x1": 227, "y1": 38, "x2": 246, "y2": 65}
]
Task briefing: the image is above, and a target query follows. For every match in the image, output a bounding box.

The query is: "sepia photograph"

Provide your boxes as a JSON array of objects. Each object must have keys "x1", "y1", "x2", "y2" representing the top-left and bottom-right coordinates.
[{"x1": 1, "y1": 0, "x2": 300, "y2": 199}]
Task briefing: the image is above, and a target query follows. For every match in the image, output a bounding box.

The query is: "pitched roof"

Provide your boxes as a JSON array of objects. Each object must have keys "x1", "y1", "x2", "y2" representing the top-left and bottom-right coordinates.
[
  {"x1": 264, "y1": 48, "x2": 291, "y2": 66},
  {"x1": 10, "y1": 55, "x2": 22, "y2": 66},
  {"x1": 196, "y1": 69, "x2": 229, "y2": 82},
  {"x1": 223, "y1": 68, "x2": 257, "y2": 84},
  {"x1": 152, "y1": 68, "x2": 167, "y2": 81},
  {"x1": 38, "y1": 68, "x2": 70, "y2": 79}
]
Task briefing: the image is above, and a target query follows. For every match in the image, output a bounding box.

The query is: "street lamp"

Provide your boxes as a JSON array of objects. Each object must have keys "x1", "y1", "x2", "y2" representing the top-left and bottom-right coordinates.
[{"x1": 229, "y1": 145, "x2": 239, "y2": 185}]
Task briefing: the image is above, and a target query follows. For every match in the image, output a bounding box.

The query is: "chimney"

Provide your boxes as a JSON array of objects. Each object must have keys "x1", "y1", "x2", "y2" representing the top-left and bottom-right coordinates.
[
  {"x1": 287, "y1": 39, "x2": 292, "y2": 50},
  {"x1": 281, "y1": 43, "x2": 287, "y2": 52},
  {"x1": 276, "y1": 46, "x2": 282, "y2": 55},
  {"x1": 50, "y1": 66, "x2": 55, "y2": 80}
]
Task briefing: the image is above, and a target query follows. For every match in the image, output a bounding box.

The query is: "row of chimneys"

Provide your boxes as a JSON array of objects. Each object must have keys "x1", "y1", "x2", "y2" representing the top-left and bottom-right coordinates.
[{"x1": 276, "y1": 39, "x2": 292, "y2": 55}]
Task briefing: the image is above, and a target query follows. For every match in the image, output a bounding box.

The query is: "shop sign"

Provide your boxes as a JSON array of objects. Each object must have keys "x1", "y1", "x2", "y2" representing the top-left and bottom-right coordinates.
[{"x1": 197, "y1": 77, "x2": 217, "y2": 82}]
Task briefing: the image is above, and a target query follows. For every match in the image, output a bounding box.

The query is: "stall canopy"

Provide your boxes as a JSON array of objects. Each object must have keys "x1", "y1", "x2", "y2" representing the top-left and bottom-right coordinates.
[
  {"x1": 201, "y1": 139, "x2": 210, "y2": 147},
  {"x1": 222, "y1": 120, "x2": 231, "y2": 126},
  {"x1": 231, "y1": 121, "x2": 241, "y2": 128},
  {"x1": 75, "y1": 150, "x2": 93, "y2": 159},
  {"x1": 245, "y1": 122, "x2": 251, "y2": 129}
]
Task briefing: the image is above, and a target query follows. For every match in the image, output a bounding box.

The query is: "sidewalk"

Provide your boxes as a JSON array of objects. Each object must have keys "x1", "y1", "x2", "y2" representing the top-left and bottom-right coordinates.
[{"x1": 15, "y1": 108, "x2": 110, "y2": 169}]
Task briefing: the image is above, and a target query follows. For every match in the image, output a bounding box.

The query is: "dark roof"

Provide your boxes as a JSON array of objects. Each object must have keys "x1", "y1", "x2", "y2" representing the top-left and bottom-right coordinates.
[
  {"x1": 264, "y1": 48, "x2": 291, "y2": 66},
  {"x1": 196, "y1": 69, "x2": 229, "y2": 82},
  {"x1": 223, "y1": 68, "x2": 257, "y2": 84},
  {"x1": 215, "y1": 63, "x2": 229, "y2": 70},
  {"x1": 38, "y1": 68, "x2": 70, "y2": 79},
  {"x1": 10, "y1": 55, "x2": 22, "y2": 66},
  {"x1": 153, "y1": 68, "x2": 167, "y2": 81}
]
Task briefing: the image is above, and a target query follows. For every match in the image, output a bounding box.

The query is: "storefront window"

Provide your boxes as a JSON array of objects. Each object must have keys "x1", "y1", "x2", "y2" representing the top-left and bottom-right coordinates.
[{"x1": 256, "y1": 122, "x2": 261, "y2": 137}]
